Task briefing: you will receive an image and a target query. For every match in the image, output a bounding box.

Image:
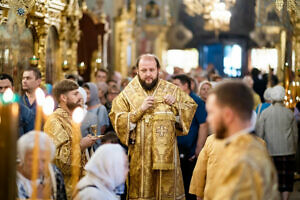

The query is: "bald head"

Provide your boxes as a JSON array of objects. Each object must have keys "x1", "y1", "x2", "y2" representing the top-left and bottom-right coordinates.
[{"x1": 136, "y1": 54, "x2": 160, "y2": 69}]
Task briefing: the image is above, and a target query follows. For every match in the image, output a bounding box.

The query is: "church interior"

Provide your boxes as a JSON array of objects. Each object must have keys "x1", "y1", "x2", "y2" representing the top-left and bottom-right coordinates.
[
  {"x1": 0, "y1": 0, "x2": 298, "y2": 92},
  {"x1": 0, "y1": 0, "x2": 300, "y2": 199}
]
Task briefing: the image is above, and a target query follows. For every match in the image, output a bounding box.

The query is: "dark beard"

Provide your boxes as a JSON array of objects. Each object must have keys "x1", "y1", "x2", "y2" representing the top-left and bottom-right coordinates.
[
  {"x1": 215, "y1": 120, "x2": 228, "y2": 139},
  {"x1": 66, "y1": 101, "x2": 81, "y2": 112},
  {"x1": 138, "y1": 74, "x2": 159, "y2": 91}
]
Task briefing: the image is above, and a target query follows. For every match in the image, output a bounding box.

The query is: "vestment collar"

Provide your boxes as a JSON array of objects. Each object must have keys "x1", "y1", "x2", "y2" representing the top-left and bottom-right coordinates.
[{"x1": 224, "y1": 126, "x2": 252, "y2": 146}]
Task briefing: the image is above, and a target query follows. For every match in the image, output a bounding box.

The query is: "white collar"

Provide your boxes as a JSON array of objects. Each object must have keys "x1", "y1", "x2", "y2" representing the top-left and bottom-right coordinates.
[{"x1": 225, "y1": 127, "x2": 252, "y2": 145}]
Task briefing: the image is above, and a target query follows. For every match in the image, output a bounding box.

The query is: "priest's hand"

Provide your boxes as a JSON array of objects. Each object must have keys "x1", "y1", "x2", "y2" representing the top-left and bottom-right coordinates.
[
  {"x1": 164, "y1": 94, "x2": 176, "y2": 106},
  {"x1": 141, "y1": 96, "x2": 155, "y2": 111},
  {"x1": 80, "y1": 135, "x2": 97, "y2": 150}
]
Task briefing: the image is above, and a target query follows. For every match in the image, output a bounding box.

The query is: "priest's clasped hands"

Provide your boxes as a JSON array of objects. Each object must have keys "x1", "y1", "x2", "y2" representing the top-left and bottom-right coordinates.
[{"x1": 141, "y1": 95, "x2": 176, "y2": 112}]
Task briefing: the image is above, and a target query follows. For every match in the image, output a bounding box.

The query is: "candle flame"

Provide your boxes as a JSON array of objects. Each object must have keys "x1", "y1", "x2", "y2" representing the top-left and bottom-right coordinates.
[
  {"x1": 3, "y1": 88, "x2": 14, "y2": 102},
  {"x1": 35, "y1": 88, "x2": 45, "y2": 106},
  {"x1": 72, "y1": 107, "x2": 84, "y2": 123},
  {"x1": 43, "y1": 96, "x2": 55, "y2": 116}
]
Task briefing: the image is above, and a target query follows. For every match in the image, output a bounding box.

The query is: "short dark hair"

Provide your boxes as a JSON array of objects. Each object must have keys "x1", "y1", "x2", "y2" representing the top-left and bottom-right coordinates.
[
  {"x1": 23, "y1": 67, "x2": 41, "y2": 79},
  {"x1": 0, "y1": 73, "x2": 14, "y2": 86},
  {"x1": 107, "y1": 79, "x2": 117, "y2": 85},
  {"x1": 209, "y1": 80, "x2": 253, "y2": 121},
  {"x1": 52, "y1": 79, "x2": 79, "y2": 103},
  {"x1": 82, "y1": 83, "x2": 89, "y2": 90},
  {"x1": 101, "y1": 131, "x2": 119, "y2": 144},
  {"x1": 172, "y1": 74, "x2": 191, "y2": 90},
  {"x1": 135, "y1": 54, "x2": 161, "y2": 69}
]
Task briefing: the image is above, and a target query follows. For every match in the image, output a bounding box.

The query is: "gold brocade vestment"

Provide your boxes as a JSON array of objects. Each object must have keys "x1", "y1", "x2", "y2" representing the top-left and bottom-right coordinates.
[
  {"x1": 44, "y1": 108, "x2": 85, "y2": 200},
  {"x1": 205, "y1": 133, "x2": 279, "y2": 200},
  {"x1": 109, "y1": 77, "x2": 197, "y2": 200}
]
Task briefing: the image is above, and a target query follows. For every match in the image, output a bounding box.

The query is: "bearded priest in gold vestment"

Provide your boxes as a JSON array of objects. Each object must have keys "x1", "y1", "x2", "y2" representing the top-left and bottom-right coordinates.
[
  {"x1": 44, "y1": 80, "x2": 97, "y2": 199},
  {"x1": 109, "y1": 54, "x2": 197, "y2": 200}
]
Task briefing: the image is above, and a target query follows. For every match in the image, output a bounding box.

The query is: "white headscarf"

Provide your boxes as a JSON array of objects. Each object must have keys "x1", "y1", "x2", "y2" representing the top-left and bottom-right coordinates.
[
  {"x1": 76, "y1": 144, "x2": 127, "y2": 193},
  {"x1": 78, "y1": 87, "x2": 87, "y2": 105},
  {"x1": 263, "y1": 87, "x2": 273, "y2": 101},
  {"x1": 78, "y1": 87, "x2": 88, "y2": 116},
  {"x1": 270, "y1": 85, "x2": 285, "y2": 102},
  {"x1": 198, "y1": 80, "x2": 212, "y2": 91}
]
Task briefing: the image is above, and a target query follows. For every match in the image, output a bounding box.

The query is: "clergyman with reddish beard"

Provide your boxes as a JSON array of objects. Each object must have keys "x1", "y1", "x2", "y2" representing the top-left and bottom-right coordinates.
[
  {"x1": 109, "y1": 54, "x2": 197, "y2": 199},
  {"x1": 44, "y1": 79, "x2": 97, "y2": 200}
]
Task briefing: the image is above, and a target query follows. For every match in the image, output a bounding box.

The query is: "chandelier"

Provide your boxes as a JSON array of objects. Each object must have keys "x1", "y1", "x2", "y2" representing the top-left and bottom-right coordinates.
[{"x1": 183, "y1": 0, "x2": 236, "y2": 36}]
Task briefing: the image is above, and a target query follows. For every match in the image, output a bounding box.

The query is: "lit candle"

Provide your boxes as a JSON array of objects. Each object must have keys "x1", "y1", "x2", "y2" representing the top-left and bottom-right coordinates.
[
  {"x1": 0, "y1": 88, "x2": 19, "y2": 199},
  {"x1": 297, "y1": 82, "x2": 300, "y2": 101},
  {"x1": 42, "y1": 96, "x2": 55, "y2": 117},
  {"x1": 31, "y1": 88, "x2": 45, "y2": 199},
  {"x1": 71, "y1": 107, "x2": 84, "y2": 192},
  {"x1": 42, "y1": 96, "x2": 55, "y2": 198},
  {"x1": 34, "y1": 88, "x2": 45, "y2": 130}
]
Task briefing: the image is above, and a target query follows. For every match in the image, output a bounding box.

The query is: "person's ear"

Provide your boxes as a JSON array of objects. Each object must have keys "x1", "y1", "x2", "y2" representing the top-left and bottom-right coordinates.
[
  {"x1": 223, "y1": 107, "x2": 234, "y2": 124},
  {"x1": 60, "y1": 94, "x2": 67, "y2": 103}
]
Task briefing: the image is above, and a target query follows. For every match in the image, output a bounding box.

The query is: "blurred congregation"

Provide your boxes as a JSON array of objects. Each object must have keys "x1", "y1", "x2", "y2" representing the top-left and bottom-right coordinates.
[{"x1": 0, "y1": 55, "x2": 299, "y2": 199}]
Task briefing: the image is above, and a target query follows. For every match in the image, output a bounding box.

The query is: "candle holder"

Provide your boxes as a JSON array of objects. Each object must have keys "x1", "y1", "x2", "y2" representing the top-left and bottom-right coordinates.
[
  {"x1": 78, "y1": 62, "x2": 86, "y2": 75},
  {"x1": 30, "y1": 55, "x2": 39, "y2": 67},
  {"x1": 62, "y1": 60, "x2": 69, "y2": 71}
]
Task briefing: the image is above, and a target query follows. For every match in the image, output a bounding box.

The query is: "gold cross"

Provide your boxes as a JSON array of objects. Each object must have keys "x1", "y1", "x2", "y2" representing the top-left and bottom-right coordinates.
[{"x1": 156, "y1": 126, "x2": 167, "y2": 137}]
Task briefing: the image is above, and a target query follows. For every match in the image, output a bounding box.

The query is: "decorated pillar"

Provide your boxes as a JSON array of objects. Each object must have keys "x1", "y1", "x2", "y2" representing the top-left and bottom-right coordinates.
[{"x1": 114, "y1": 3, "x2": 136, "y2": 77}]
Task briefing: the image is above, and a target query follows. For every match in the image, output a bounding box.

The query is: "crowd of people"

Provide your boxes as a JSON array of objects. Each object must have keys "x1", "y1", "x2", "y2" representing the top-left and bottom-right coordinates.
[{"x1": 0, "y1": 53, "x2": 299, "y2": 200}]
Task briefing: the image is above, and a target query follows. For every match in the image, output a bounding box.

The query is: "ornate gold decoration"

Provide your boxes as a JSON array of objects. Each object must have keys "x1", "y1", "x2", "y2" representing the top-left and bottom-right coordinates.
[
  {"x1": 0, "y1": 6, "x2": 34, "y2": 92},
  {"x1": 114, "y1": 1, "x2": 137, "y2": 77},
  {"x1": 156, "y1": 125, "x2": 167, "y2": 137},
  {"x1": 91, "y1": 35, "x2": 103, "y2": 76},
  {"x1": 0, "y1": 0, "x2": 83, "y2": 83},
  {"x1": 275, "y1": 0, "x2": 284, "y2": 11},
  {"x1": 7, "y1": 0, "x2": 35, "y2": 17},
  {"x1": 273, "y1": 0, "x2": 300, "y2": 107}
]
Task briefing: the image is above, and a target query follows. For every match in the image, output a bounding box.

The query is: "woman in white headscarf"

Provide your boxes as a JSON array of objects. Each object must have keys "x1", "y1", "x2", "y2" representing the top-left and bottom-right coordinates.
[
  {"x1": 74, "y1": 144, "x2": 128, "y2": 200},
  {"x1": 255, "y1": 87, "x2": 273, "y2": 118},
  {"x1": 198, "y1": 80, "x2": 212, "y2": 102}
]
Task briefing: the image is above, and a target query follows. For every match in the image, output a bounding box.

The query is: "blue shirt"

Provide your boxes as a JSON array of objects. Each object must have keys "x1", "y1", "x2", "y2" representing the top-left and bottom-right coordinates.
[
  {"x1": 20, "y1": 94, "x2": 37, "y2": 115},
  {"x1": 19, "y1": 103, "x2": 35, "y2": 137},
  {"x1": 177, "y1": 92, "x2": 207, "y2": 157},
  {"x1": 20, "y1": 94, "x2": 37, "y2": 135}
]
